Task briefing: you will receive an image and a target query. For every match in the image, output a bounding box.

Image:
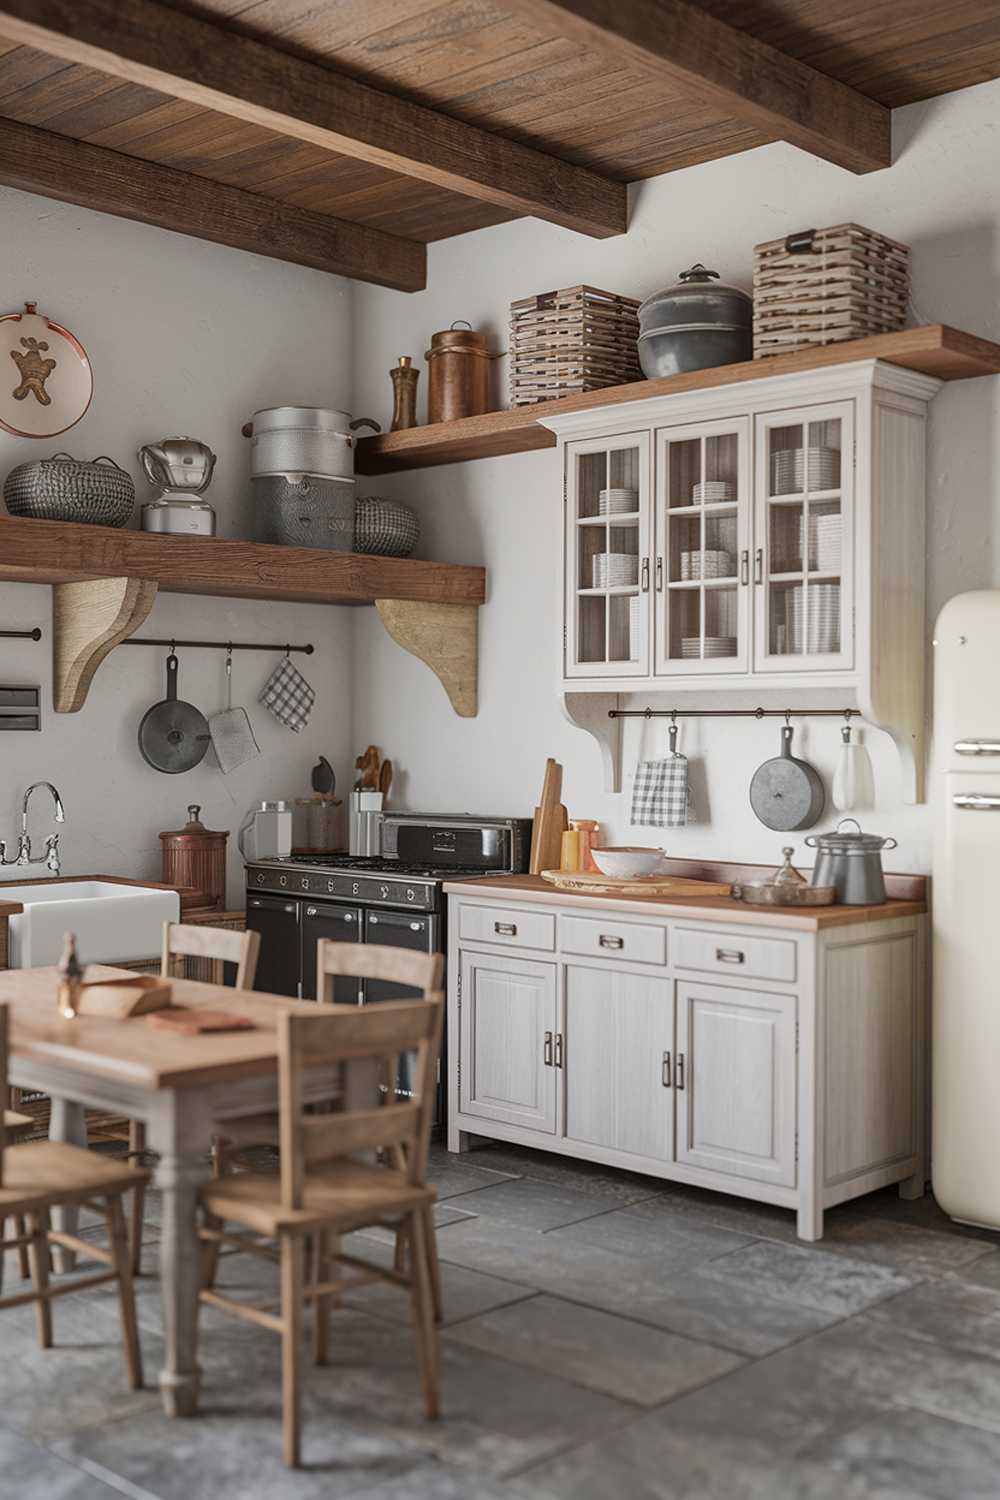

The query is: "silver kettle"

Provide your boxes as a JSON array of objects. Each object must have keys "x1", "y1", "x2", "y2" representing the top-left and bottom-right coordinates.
[{"x1": 139, "y1": 437, "x2": 216, "y2": 495}]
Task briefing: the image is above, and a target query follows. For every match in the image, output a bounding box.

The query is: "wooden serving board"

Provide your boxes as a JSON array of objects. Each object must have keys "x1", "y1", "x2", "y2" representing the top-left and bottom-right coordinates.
[
  {"x1": 146, "y1": 1007, "x2": 255, "y2": 1036},
  {"x1": 540, "y1": 870, "x2": 732, "y2": 897},
  {"x1": 77, "y1": 975, "x2": 173, "y2": 1019}
]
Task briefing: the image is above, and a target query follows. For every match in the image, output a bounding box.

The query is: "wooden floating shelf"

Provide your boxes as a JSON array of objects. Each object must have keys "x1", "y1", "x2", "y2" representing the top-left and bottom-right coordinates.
[
  {"x1": 0, "y1": 516, "x2": 485, "y2": 718},
  {"x1": 355, "y1": 324, "x2": 1000, "y2": 474}
]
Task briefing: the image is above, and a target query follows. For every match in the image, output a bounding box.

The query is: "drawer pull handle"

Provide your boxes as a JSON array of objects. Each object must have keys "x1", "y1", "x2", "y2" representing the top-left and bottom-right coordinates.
[
  {"x1": 599, "y1": 934, "x2": 624, "y2": 950},
  {"x1": 661, "y1": 1050, "x2": 671, "y2": 1088},
  {"x1": 716, "y1": 947, "x2": 745, "y2": 964},
  {"x1": 544, "y1": 1030, "x2": 553, "y2": 1066},
  {"x1": 953, "y1": 793, "x2": 1000, "y2": 811},
  {"x1": 676, "y1": 1052, "x2": 685, "y2": 1090},
  {"x1": 554, "y1": 1032, "x2": 564, "y2": 1068},
  {"x1": 495, "y1": 921, "x2": 517, "y2": 936},
  {"x1": 955, "y1": 740, "x2": 1000, "y2": 756}
]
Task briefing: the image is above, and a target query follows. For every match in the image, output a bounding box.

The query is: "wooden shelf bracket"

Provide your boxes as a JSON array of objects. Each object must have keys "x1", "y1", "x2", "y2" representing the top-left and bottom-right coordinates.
[
  {"x1": 52, "y1": 577, "x2": 158, "y2": 712},
  {"x1": 375, "y1": 599, "x2": 479, "y2": 717}
]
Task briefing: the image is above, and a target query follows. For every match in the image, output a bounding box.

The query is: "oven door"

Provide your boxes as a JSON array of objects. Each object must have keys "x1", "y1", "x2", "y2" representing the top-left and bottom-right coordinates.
[
  {"x1": 363, "y1": 909, "x2": 441, "y2": 1117},
  {"x1": 302, "y1": 903, "x2": 363, "y2": 1003},
  {"x1": 246, "y1": 893, "x2": 300, "y2": 997}
]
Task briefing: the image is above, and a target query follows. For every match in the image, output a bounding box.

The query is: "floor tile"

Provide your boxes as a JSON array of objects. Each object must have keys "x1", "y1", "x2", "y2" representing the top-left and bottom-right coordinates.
[
  {"x1": 0, "y1": 1424, "x2": 136, "y2": 1500},
  {"x1": 434, "y1": 1217, "x2": 838, "y2": 1356},
  {"x1": 356, "y1": 1203, "x2": 478, "y2": 1248},
  {"x1": 697, "y1": 1239, "x2": 914, "y2": 1316},
  {"x1": 809, "y1": 1405, "x2": 1000, "y2": 1500},
  {"x1": 444, "y1": 1293, "x2": 744, "y2": 1406},
  {"x1": 818, "y1": 1215, "x2": 997, "y2": 1279},
  {"x1": 953, "y1": 1247, "x2": 1000, "y2": 1289},
  {"x1": 458, "y1": 1142, "x2": 668, "y2": 1204},
  {"x1": 427, "y1": 1145, "x2": 520, "y2": 1201},
  {"x1": 341, "y1": 1462, "x2": 547, "y2": 1499},
  {"x1": 440, "y1": 1177, "x2": 651, "y2": 1233},
  {"x1": 866, "y1": 1274, "x2": 1000, "y2": 1363},
  {"x1": 341, "y1": 1233, "x2": 538, "y2": 1327},
  {"x1": 543, "y1": 1202, "x2": 754, "y2": 1265}
]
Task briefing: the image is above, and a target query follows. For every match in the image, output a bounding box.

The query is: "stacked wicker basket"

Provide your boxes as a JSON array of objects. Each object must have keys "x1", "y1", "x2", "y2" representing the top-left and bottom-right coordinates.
[
  {"x1": 509, "y1": 285, "x2": 641, "y2": 407},
  {"x1": 752, "y1": 224, "x2": 910, "y2": 359}
]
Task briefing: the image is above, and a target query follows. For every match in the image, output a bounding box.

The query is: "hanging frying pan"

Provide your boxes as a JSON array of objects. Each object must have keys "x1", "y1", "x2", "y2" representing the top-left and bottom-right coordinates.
[
  {"x1": 138, "y1": 653, "x2": 211, "y2": 774},
  {"x1": 749, "y1": 723, "x2": 826, "y2": 831}
]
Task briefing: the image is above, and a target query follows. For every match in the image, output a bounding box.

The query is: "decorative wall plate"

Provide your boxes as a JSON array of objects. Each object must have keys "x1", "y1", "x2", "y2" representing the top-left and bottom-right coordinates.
[{"x1": 0, "y1": 302, "x2": 93, "y2": 438}]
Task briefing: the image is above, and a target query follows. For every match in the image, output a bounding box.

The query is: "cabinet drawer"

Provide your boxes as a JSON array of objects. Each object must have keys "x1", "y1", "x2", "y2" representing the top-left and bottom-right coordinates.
[
  {"x1": 458, "y1": 903, "x2": 555, "y2": 952},
  {"x1": 674, "y1": 926, "x2": 796, "y2": 983},
  {"x1": 560, "y1": 914, "x2": 666, "y2": 966}
]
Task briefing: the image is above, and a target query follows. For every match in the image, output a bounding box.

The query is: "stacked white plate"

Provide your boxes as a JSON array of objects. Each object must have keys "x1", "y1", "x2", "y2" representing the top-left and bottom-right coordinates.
[
  {"x1": 692, "y1": 479, "x2": 736, "y2": 504},
  {"x1": 680, "y1": 637, "x2": 737, "y2": 658},
  {"x1": 681, "y1": 548, "x2": 734, "y2": 580},
  {"x1": 629, "y1": 595, "x2": 642, "y2": 661},
  {"x1": 772, "y1": 446, "x2": 840, "y2": 495},
  {"x1": 787, "y1": 582, "x2": 840, "y2": 653},
  {"x1": 599, "y1": 486, "x2": 638, "y2": 516},
  {"x1": 593, "y1": 551, "x2": 639, "y2": 588}
]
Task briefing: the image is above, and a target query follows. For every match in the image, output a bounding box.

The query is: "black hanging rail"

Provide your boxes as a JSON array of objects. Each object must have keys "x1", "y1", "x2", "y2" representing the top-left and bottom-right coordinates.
[
  {"x1": 123, "y1": 637, "x2": 314, "y2": 654},
  {"x1": 609, "y1": 706, "x2": 859, "y2": 720},
  {"x1": 0, "y1": 627, "x2": 42, "y2": 641}
]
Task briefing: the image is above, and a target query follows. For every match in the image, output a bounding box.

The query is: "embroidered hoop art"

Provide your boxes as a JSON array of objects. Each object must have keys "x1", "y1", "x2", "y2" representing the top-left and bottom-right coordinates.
[{"x1": 0, "y1": 302, "x2": 93, "y2": 438}]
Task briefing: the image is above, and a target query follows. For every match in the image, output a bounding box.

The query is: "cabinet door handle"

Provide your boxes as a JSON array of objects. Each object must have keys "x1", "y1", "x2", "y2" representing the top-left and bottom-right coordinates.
[
  {"x1": 716, "y1": 947, "x2": 745, "y2": 964},
  {"x1": 554, "y1": 1032, "x2": 564, "y2": 1068},
  {"x1": 754, "y1": 548, "x2": 764, "y2": 584},
  {"x1": 544, "y1": 1030, "x2": 553, "y2": 1066},
  {"x1": 740, "y1": 549, "x2": 750, "y2": 586},
  {"x1": 599, "y1": 934, "x2": 624, "y2": 950},
  {"x1": 655, "y1": 556, "x2": 664, "y2": 592},
  {"x1": 661, "y1": 1050, "x2": 672, "y2": 1087},
  {"x1": 494, "y1": 921, "x2": 517, "y2": 936},
  {"x1": 676, "y1": 1052, "x2": 685, "y2": 1090},
  {"x1": 641, "y1": 557, "x2": 650, "y2": 593}
]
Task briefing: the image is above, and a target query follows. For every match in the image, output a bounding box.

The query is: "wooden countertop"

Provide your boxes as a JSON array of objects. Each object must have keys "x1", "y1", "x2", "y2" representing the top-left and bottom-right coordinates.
[
  {"x1": 444, "y1": 873, "x2": 927, "y2": 931},
  {"x1": 0, "y1": 900, "x2": 23, "y2": 917}
]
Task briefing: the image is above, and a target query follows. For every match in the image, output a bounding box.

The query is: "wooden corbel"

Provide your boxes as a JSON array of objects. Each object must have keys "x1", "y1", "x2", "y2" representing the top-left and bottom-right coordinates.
[
  {"x1": 375, "y1": 598, "x2": 479, "y2": 718},
  {"x1": 52, "y1": 576, "x2": 158, "y2": 712}
]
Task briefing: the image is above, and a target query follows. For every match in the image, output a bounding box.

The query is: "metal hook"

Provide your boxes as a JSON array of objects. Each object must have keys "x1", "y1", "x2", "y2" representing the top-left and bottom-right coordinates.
[
  {"x1": 785, "y1": 709, "x2": 792, "y2": 726},
  {"x1": 843, "y1": 708, "x2": 853, "y2": 723},
  {"x1": 668, "y1": 721, "x2": 679, "y2": 756},
  {"x1": 169, "y1": 638, "x2": 175, "y2": 656},
  {"x1": 643, "y1": 706, "x2": 653, "y2": 719}
]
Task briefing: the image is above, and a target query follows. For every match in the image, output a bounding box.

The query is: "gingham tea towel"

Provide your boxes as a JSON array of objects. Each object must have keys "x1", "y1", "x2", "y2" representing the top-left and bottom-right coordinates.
[
  {"x1": 630, "y1": 755, "x2": 691, "y2": 828},
  {"x1": 259, "y1": 654, "x2": 315, "y2": 733}
]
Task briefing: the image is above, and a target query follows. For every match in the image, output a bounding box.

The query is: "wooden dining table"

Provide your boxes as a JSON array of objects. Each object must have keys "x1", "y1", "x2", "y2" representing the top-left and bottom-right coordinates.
[{"x1": 0, "y1": 964, "x2": 369, "y2": 1419}]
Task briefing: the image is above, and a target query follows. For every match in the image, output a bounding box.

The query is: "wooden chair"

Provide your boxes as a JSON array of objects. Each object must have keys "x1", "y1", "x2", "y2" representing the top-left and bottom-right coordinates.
[
  {"x1": 3, "y1": 1097, "x2": 34, "y2": 1280},
  {"x1": 0, "y1": 1004, "x2": 148, "y2": 1388},
  {"x1": 197, "y1": 948, "x2": 444, "y2": 1468},
  {"x1": 128, "y1": 921, "x2": 261, "y2": 1271}
]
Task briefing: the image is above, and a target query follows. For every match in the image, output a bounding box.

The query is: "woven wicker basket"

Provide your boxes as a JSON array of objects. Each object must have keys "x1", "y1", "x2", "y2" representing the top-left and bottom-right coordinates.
[{"x1": 509, "y1": 285, "x2": 641, "y2": 407}]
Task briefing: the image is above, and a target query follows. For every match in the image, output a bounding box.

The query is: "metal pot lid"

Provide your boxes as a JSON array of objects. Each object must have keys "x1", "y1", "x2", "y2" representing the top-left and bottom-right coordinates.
[
  {"x1": 159, "y1": 803, "x2": 227, "y2": 840},
  {"x1": 806, "y1": 817, "x2": 898, "y2": 851},
  {"x1": 639, "y1": 265, "x2": 753, "y2": 326}
]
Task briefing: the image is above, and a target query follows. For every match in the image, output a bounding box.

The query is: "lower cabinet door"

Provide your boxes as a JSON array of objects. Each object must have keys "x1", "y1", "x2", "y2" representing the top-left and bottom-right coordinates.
[
  {"x1": 564, "y1": 964, "x2": 674, "y2": 1163},
  {"x1": 675, "y1": 980, "x2": 797, "y2": 1187},
  {"x1": 458, "y1": 952, "x2": 558, "y2": 1135}
]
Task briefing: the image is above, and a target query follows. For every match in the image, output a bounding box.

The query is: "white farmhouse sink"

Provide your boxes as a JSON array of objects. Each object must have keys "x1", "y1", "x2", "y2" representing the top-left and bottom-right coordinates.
[{"x1": 2, "y1": 881, "x2": 180, "y2": 967}]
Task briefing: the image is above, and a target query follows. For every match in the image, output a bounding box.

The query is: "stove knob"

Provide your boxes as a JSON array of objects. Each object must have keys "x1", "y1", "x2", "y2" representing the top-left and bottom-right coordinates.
[
  {"x1": 301, "y1": 878, "x2": 310, "y2": 891},
  {"x1": 328, "y1": 880, "x2": 336, "y2": 893},
  {"x1": 379, "y1": 884, "x2": 390, "y2": 899},
  {"x1": 279, "y1": 875, "x2": 288, "y2": 887},
  {"x1": 405, "y1": 887, "x2": 416, "y2": 902},
  {"x1": 255, "y1": 872, "x2": 265, "y2": 885}
]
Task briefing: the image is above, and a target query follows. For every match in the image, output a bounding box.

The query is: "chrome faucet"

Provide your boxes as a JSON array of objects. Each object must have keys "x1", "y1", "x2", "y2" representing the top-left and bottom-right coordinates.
[{"x1": 1, "y1": 782, "x2": 67, "y2": 874}]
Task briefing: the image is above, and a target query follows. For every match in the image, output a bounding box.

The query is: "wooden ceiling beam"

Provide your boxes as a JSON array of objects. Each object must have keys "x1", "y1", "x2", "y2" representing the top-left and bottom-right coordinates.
[
  {"x1": 515, "y1": 0, "x2": 891, "y2": 175},
  {"x1": 0, "y1": 118, "x2": 427, "y2": 291},
  {"x1": 0, "y1": 0, "x2": 628, "y2": 238}
]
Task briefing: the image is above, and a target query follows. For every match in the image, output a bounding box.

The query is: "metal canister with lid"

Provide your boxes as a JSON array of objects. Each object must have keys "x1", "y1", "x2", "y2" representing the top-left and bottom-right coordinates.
[
  {"x1": 159, "y1": 804, "x2": 229, "y2": 910},
  {"x1": 425, "y1": 321, "x2": 500, "y2": 423}
]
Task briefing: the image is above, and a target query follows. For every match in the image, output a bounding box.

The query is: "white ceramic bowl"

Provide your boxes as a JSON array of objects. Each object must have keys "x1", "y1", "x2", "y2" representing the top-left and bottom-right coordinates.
[{"x1": 591, "y1": 846, "x2": 664, "y2": 879}]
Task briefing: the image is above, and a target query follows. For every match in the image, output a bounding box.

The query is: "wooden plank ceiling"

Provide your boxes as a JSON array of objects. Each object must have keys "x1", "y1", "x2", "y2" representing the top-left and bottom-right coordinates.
[{"x1": 0, "y1": 0, "x2": 997, "y2": 290}]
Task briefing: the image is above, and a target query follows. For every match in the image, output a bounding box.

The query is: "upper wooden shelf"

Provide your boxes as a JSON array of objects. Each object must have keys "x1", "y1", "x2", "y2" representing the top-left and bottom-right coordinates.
[
  {"x1": 355, "y1": 325, "x2": 1000, "y2": 475},
  {"x1": 0, "y1": 515, "x2": 485, "y2": 606}
]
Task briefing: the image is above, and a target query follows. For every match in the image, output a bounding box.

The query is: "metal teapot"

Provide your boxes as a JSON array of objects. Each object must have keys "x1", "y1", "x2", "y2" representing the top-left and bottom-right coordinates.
[{"x1": 139, "y1": 437, "x2": 216, "y2": 495}]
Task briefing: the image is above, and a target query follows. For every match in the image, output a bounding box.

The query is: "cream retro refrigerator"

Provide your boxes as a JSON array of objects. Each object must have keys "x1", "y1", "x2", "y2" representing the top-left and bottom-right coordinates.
[{"x1": 933, "y1": 589, "x2": 1000, "y2": 1228}]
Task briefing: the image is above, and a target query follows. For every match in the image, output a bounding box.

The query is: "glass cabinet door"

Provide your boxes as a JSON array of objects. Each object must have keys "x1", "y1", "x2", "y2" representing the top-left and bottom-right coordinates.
[
  {"x1": 564, "y1": 433, "x2": 650, "y2": 678},
  {"x1": 654, "y1": 417, "x2": 751, "y2": 676},
  {"x1": 754, "y1": 403, "x2": 854, "y2": 673}
]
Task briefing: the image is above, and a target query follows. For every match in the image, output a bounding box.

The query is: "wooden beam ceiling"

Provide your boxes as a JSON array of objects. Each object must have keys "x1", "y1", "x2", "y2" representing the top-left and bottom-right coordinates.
[
  {"x1": 0, "y1": 118, "x2": 426, "y2": 291},
  {"x1": 0, "y1": 0, "x2": 628, "y2": 239},
  {"x1": 515, "y1": 0, "x2": 891, "y2": 175}
]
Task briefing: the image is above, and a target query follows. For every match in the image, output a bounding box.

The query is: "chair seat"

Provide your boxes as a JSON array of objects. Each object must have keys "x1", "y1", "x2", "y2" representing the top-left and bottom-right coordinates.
[
  {"x1": 0, "y1": 1140, "x2": 150, "y2": 1215},
  {"x1": 215, "y1": 1112, "x2": 281, "y2": 1150},
  {"x1": 4, "y1": 1109, "x2": 33, "y2": 1137},
  {"x1": 201, "y1": 1160, "x2": 435, "y2": 1235}
]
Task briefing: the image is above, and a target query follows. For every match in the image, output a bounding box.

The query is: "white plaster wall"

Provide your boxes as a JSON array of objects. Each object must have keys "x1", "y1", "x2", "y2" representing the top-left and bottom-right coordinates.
[
  {"x1": 351, "y1": 79, "x2": 1000, "y2": 875},
  {"x1": 0, "y1": 188, "x2": 355, "y2": 904}
]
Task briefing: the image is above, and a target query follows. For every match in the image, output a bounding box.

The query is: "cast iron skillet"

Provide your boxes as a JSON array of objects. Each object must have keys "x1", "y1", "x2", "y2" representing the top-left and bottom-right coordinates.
[{"x1": 138, "y1": 653, "x2": 211, "y2": 774}]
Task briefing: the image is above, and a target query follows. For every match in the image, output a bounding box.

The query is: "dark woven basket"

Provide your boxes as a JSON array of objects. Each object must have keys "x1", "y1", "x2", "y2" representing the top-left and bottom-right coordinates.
[
  {"x1": 355, "y1": 497, "x2": 420, "y2": 557},
  {"x1": 3, "y1": 452, "x2": 135, "y2": 526}
]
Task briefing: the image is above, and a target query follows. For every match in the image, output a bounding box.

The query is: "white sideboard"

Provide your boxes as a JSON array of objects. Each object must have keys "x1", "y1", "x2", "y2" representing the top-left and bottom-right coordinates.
[{"x1": 446, "y1": 878, "x2": 928, "y2": 1240}]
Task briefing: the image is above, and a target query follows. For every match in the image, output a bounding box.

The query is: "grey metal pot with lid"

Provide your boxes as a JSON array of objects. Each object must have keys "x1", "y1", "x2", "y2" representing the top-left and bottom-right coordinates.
[
  {"x1": 804, "y1": 818, "x2": 898, "y2": 905},
  {"x1": 637, "y1": 264, "x2": 753, "y2": 378}
]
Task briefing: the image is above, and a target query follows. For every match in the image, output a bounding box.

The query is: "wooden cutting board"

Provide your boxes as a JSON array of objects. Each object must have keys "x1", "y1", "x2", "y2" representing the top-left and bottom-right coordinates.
[
  {"x1": 529, "y1": 757, "x2": 568, "y2": 875},
  {"x1": 77, "y1": 975, "x2": 173, "y2": 1019},
  {"x1": 146, "y1": 1007, "x2": 255, "y2": 1036},
  {"x1": 541, "y1": 870, "x2": 732, "y2": 898}
]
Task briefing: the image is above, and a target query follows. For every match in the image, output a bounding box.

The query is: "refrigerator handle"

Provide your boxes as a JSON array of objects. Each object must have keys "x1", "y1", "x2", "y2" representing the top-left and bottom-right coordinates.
[
  {"x1": 953, "y1": 793, "x2": 1000, "y2": 810},
  {"x1": 954, "y1": 740, "x2": 1000, "y2": 756}
]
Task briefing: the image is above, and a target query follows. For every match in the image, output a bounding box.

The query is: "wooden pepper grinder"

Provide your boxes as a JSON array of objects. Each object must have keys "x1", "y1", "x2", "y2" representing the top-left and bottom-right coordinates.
[
  {"x1": 390, "y1": 355, "x2": 419, "y2": 431},
  {"x1": 57, "y1": 930, "x2": 84, "y2": 1019}
]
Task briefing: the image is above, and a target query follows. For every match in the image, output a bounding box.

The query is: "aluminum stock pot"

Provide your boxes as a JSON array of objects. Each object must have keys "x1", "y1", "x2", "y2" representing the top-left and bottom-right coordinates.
[
  {"x1": 242, "y1": 407, "x2": 380, "y2": 480},
  {"x1": 805, "y1": 818, "x2": 898, "y2": 905}
]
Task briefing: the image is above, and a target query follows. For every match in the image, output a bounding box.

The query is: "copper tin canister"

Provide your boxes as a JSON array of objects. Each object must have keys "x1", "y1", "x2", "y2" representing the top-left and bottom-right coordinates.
[
  {"x1": 160, "y1": 804, "x2": 228, "y2": 910},
  {"x1": 424, "y1": 321, "x2": 498, "y2": 423}
]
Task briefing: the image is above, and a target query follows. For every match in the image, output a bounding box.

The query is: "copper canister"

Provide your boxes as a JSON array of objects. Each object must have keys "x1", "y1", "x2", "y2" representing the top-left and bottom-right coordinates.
[
  {"x1": 159, "y1": 804, "x2": 228, "y2": 910},
  {"x1": 424, "y1": 321, "x2": 497, "y2": 423}
]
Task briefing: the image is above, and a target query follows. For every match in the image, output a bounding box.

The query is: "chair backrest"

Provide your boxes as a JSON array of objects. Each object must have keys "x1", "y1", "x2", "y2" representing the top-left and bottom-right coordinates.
[
  {"x1": 277, "y1": 987, "x2": 444, "y2": 1213},
  {"x1": 316, "y1": 939, "x2": 443, "y2": 1000},
  {"x1": 0, "y1": 1003, "x2": 7, "y2": 1185},
  {"x1": 160, "y1": 922, "x2": 261, "y2": 989}
]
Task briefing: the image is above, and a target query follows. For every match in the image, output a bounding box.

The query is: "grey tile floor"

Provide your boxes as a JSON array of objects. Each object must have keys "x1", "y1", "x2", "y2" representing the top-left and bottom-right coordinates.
[{"x1": 6, "y1": 1138, "x2": 1000, "y2": 1498}]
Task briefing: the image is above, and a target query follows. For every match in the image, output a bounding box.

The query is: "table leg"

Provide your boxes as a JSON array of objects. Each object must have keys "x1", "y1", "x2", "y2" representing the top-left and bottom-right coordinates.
[
  {"x1": 49, "y1": 1097, "x2": 87, "y2": 1272},
  {"x1": 147, "y1": 1094, "x2": 212, "y2": 1418}
]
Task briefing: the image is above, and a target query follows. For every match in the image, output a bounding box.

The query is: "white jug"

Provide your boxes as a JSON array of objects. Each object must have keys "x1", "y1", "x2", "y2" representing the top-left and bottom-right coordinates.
[{"x1": 238, "y1": 801, "x2": 293, "y2": 862}]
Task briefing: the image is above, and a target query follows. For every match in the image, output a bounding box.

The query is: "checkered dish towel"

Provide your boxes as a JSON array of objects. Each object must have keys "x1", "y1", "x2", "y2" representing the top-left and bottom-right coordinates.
[
  {"x1": 259, "y1": 655, "x2": 315, "y2": 733},
  {"x1": 630, "y1": 755, "x2": 692, "y2": 828}
]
